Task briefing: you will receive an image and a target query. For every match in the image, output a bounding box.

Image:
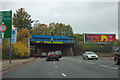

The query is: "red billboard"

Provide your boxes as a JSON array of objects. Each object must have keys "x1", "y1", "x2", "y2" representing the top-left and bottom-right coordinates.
[{"x1": 84, "y1": 34, "x2": 116, "y2": 44}]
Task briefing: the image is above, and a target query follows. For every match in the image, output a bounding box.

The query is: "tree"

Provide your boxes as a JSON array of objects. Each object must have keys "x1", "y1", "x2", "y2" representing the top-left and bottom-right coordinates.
[
  {"x1": 50, "y1": 23, "x2": 73, "y2": 36},
  {"x1": 31, "y1": 22, "x2": 73, "y2": 36},
  {"x1": 17, "y1": 28, "x2": 31, "y2": 43},
  {"x1": 73, "y1": 34, "x2": 83, "y2": 43},
  {"x1": 13, "y1": 8, "x2": 33, "y2": 31},
  {"x1": 12, "y1": 42, "x2": 30, "y2": 58},
  {"x1": 2, "y1": 39, "x2": 10, "y2": 59},
  {"x1": 31, "y1": 23, "x2": 48, "y2": 35},
  {"x1": 114, "y1": 39, "x2": 120, "y2": 47}
]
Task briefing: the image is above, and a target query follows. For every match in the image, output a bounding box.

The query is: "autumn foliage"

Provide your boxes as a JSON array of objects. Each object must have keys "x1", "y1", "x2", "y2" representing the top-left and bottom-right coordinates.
[
  {"x1": 11, "y1": 28, "x2": 31, "y2": 58},
  {"x1": 12, "y1": 42, "x2": 30, "y2": 58}
]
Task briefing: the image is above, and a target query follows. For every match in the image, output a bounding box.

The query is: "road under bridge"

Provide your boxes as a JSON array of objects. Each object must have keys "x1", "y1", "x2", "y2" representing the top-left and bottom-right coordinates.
[{"x1": 30, "y1": 35, "x2": 75, "y2": 56}]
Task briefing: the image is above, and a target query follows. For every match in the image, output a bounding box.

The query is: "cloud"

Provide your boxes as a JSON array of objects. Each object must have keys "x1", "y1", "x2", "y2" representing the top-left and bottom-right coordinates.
[{"x1": 1, "y1": 2, "x2": 118, "y2": 38}]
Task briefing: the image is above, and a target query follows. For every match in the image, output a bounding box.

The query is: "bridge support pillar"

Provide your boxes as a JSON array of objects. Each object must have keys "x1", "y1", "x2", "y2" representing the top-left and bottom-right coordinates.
[{"x1": 69, "y1": 46, "x2": 73, "y2": 56}]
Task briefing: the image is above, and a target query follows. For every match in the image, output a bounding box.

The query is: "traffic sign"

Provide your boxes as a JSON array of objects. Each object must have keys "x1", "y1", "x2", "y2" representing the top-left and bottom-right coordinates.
[
  {"x1": 0, "y1": 29, "x2": 17, "y2": 43},
  {"x1": 51, "y1": 38, "x2": 53, "y2": 42},
  {"x1": 0, "y1": 10, "x2": 12, "y2": 38},
  {"x1": 0, "y1": 23, "x2": 7, "y2": 32}
]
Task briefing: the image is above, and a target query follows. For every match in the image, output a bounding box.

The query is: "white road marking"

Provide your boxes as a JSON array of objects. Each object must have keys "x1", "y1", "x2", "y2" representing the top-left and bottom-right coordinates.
[
  {"x1": 109, "y1": 67, "x2": 118, "y2": 70},
  {"x1": 62, "y1": 73, "x2": 66, "y2": 77},
  {"x1": 99, "y1": 65, "x2": 117, "y2": 70},
  {"x1": 78, "y1": 60, "x2": 81, "y2": 62},
  {"x1": 85, "y1": 62, "x2": 94, "y2": 64},
  {"x1": 54, "y1": 61, "x2": 55, "y2": 64},
  {"x1": 100, "y1": 65, "x2": 110, "y2": 68},
  {"x1": 55, "y1": 66, "x2": 58, "y2": 68},
  {"x1": 90, "y1": 63, "x2": 94, "y2": 64}
]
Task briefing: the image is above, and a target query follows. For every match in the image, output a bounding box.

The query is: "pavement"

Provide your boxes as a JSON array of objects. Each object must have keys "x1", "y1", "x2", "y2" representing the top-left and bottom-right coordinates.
[
  {"x1": 1, "y1": 57, "x2": 39, "y2": 71},
  {"x1": 2, "y1": 57, "x2": 118, "y2": 78}
]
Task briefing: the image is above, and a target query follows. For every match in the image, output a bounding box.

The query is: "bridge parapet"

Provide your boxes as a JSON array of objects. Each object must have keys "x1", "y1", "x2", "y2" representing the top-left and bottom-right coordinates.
[{"x1": 30, "y1": 35, "x2": 75, "y2": 44}]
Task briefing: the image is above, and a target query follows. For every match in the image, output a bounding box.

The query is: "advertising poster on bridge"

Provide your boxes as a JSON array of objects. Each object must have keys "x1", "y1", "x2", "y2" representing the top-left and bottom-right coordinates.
[{"x1": 83, "y1": 33, "x2": 116, "y2": 44}]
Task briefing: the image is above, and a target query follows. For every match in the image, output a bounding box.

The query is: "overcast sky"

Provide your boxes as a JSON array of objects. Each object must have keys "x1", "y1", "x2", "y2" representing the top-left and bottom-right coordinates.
[{"x1": 1, "y1": 0, "x2": 118, "y2": 38}]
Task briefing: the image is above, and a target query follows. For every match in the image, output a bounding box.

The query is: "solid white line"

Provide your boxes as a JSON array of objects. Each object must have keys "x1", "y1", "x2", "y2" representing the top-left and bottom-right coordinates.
[
  {"x1": 62, "y1": 73, "x2": 66, "y2": 77},
  {"x1": 110, "y1": 67, "x2": 118, "y2": 69},
  {"x1": 99, "y1": 65, "x2": 110, "y2": 68},
  {"x1": 99, "y1": 65, "x2": 117, "y2": 70}
]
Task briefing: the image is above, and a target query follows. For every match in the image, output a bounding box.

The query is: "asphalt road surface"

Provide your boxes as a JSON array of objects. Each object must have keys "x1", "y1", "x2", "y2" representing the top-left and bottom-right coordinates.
[{"x1": 2, "y1": 57, "x2": 118, "y2": 78}]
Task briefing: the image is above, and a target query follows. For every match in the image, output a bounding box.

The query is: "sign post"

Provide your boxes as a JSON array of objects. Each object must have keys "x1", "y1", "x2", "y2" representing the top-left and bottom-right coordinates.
[
  {"x1": 0, "y1": 10, "x2": 12, "y2": 63},
  {"x1": 2, "y1": 33, "x2": 4, "y2": 38}
]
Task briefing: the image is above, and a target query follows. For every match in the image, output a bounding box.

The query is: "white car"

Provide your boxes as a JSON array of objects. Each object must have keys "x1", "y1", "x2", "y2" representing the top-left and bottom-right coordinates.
[{"x1": 82, "y1": 51, "x2": 98, "y2": 60}]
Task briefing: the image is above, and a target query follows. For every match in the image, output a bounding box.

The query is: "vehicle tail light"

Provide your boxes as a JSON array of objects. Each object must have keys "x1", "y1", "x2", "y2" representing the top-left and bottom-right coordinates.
[
  {"x1": 61, "y1": 53, "x2": 62, "y2": 55},
  {"x1": 57, "y1": 54, "x2": 59, "y2": 56},
  {"x1": 48, "y1": 54, "x2": 50, "y2": 56}
]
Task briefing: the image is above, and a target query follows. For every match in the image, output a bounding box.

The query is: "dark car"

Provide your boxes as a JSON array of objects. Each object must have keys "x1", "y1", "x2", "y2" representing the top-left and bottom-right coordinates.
[
  {"x1": 34, "y1": 52, "x2": 40, "y2": 58},
  {"x1": 40, "y1": 52, "x2": 47, "y2": 58},
  {"x1": 113, "y1": 47, "x2": 120, "y2": 65},
  {"x1": 46, "y1": 51, "x2": 59, "y2": 61},
  {"x1": 55, "y1": 51, "x2": 62, "y2": 58}
]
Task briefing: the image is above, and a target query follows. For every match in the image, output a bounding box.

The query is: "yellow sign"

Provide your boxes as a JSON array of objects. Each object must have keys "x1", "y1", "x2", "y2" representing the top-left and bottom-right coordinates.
[
  {"x1": 44, "y1": 41, "x2": 63, "y2": 44},
  {"x1": 36, "y1": 41, "x2": 40, "y2": 43}
]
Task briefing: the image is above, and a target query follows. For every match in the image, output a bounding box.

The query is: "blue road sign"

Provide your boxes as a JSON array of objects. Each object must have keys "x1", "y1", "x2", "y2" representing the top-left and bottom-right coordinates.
[{"x1": 0, "y1": 29, "x2": 17, "y2": 43}]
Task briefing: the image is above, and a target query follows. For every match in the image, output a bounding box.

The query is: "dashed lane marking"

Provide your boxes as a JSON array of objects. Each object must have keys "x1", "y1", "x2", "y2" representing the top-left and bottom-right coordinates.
[
  {"x1": 55, "y1": 66, "x2": 58, "y2": 68},
  {"x1": 90, "y1": 63, "x2": 94, "y2": 64},
  {"x1": 54, "y1": 61, "x2": 55, "y2": 64},
  {"x1": 77, "y1": 60, "x2": 81, "y2": 62},
  {"x1": 62, "y1": 73, "x2": 67, "y2": 77}
]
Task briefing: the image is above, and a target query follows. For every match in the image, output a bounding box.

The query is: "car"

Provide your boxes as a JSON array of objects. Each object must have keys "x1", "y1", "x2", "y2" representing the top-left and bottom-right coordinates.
[
  {"x1": 82, "y1": 51, "x2": 98, "y2": 60},
  {"x1": 46, "y1": 51, "x2": 59, "y2": 61},
  {"x1": 34, "y1": 52, "x2": 40, "y2": 58},
  {"x1": 40, "y1": 52, "x2": 47, "y2": 58},
  {"x1": 55, "y1": 51, "x2": 62, "y2": 58},
  {"x1": 113, "y1": 47, "x2": 120, "y2": 65}
]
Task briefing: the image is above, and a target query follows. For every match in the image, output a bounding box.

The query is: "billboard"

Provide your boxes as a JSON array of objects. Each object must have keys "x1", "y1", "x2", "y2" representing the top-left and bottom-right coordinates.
[{"x1": 83, "y1": 33, "x2": 116, "y2": 44}]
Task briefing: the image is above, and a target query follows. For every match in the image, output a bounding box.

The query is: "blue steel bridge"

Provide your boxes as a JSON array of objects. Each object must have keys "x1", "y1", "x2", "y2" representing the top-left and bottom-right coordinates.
[
  {"x1": 30, "y1": 35, "x2": 75, "y2": 56},
  {"x1": 30, "y1": 35, "x2": 75, "y2": 44}
]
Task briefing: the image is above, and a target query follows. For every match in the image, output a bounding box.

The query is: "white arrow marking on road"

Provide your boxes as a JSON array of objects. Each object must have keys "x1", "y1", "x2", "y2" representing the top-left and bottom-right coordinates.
[{"x1": 62, "y1": 73, "x2": 66, "y2": 77}]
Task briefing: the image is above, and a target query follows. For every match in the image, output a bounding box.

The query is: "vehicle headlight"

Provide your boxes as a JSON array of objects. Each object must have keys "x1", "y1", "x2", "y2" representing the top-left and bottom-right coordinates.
[
  {"x1": 96, "y1": 55, "x2": 98, "y2": 57},
  {"x1": 88, "y1": 55, "x2": 91, "y2": 58}
]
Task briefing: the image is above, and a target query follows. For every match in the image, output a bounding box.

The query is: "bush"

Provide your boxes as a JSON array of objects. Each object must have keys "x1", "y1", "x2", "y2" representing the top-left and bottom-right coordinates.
[
  {"x1": 12, "y1": 41, "x2": 30, "y2": 58},
  {"x1": 75, "y1": 42, "x2": 114, "y2": 55}
]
